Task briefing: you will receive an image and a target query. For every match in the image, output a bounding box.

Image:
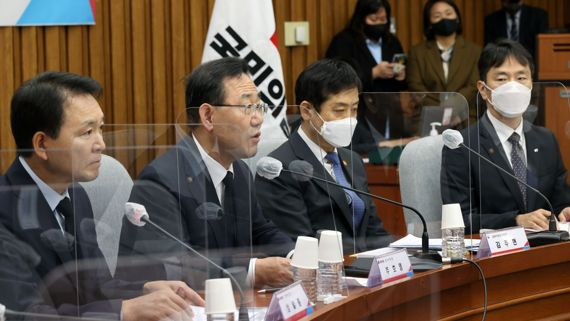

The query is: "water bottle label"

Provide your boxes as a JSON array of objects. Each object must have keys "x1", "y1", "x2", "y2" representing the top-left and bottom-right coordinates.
[
  {"x1": 477, "y1": 226, "x2": 529, "y2": 258},
  {"x1": 367, "y1": 248, "x2": 413, "y2": 287},
  {"x1": 264, "y1": 281, "x2": 310, "y2": 321}
]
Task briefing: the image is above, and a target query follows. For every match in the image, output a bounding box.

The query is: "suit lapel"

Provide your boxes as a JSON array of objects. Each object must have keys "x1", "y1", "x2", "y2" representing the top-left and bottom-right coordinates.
[
  {"x1": 177, "y1": 136, "x2": 227, "y2": 248},
  {"x1": 447, "y1": 36, "x2": 464, "y2": 86},
  {"x1": 426, "y1": 41, "x2": 446, "y2": 86},
  {"x1": 523, "y1": 122, "x2": 540, "y2": 211},
  {"x1": 289, "y1": 133, "x2": 355, "y2": 232},
  {"x1": 480, "y1": 115, "x2": 526, "y2": 211}
]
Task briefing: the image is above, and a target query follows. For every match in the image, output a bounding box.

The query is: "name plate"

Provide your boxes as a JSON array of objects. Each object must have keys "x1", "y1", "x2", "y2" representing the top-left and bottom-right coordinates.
[
  {"x1": 367, "y1": 248, "x2": 413, "y2": 287},
  {"x1": 264, "y1": 281, "x2": 312, "y2": 321},
  {"x1": 477, "y1": 226, "x2": 529, "y2": 258}
]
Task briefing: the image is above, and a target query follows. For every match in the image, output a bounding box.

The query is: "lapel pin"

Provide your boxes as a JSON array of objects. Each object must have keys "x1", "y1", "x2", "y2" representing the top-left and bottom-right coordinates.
[
  {"x1": 534, "y1": 148, "x2": 539, "y2": 152},
  {"x1": 342, "y1": 160, "x2": 348, "y2": 167},
  {"x1": 187, "y1": 176, "x2": 193, "y2": 184},
  {"x1": 488, "y1": 148, "x2": 494, "y2": 154}
]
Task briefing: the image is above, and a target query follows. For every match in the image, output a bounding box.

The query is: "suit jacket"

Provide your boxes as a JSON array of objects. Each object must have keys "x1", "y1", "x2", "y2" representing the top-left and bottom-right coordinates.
[
  {"x1": 118, "y1": 135, "x2": 293, "y2": 284},
  {"x1": 0, "y1": 159, "x2": 125, "y2": 318},
  {"x1": 441, "y1": 114, "x2": 570, "y2": 233},
  {"x1": 255, "y1": 132, "x2": 394, "y2": 254},
  {"x1": 484, "y1": 5, "x2": 548, "y2": 60},
  {"x1": 326, "y1": 29, "x2": 408, "y2": 153},
  {"x1": 407, "y1": 36, "x2": 481, "y2": 112}
]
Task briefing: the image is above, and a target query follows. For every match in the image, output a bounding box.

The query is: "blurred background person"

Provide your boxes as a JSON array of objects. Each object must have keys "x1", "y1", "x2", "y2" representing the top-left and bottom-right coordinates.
[
  {"x1": 326, "y1": 0, "x2": 412, "y2": 154},
  {"x1": 407, "y1": 0, "x2": 481, "y2": 120},
  {"x1": 484, "y1": 0, "x2": 548, "y2": 64}
]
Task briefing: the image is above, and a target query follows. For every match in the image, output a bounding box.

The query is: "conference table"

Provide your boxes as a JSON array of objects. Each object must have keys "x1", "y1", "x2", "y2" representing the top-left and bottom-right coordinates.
[{"x1": 251, "y1": 241, "x2": 570, "y2": 320}]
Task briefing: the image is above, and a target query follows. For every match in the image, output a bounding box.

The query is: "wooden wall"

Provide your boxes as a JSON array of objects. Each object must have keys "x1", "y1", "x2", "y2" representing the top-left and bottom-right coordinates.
[{"x1": 0, "y1": 0, "x2": 568, "y2": 172}]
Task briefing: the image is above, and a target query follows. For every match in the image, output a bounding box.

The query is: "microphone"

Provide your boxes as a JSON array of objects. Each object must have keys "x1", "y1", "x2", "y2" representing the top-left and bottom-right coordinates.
[
  {"x1": 442, "y1": 129, "x2": 569, "y2": 245},
  {"x1": 124, "y1": 203, "x2": 250, "y2": 321},
  {"x1": 256, "y1": 157, "x2": 439, "y2": 261}
]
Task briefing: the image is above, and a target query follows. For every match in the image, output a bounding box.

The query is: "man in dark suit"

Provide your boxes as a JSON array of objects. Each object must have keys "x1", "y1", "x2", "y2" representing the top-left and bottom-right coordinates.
[
  {"x1": 484, "y1": 0, "x2": 548, "y2": 61},
  {"x1": 256, "y1": 59, "x2": 394, "y2": 254},
  {"x1": 0, "y1": 71, "x2": 203, "y2": 320},
  {"x1": 441, "y1": 40, "x2": 570, "y2": 233},
  {"x1": 118, "y1": 57, "x2": 294, "y2": 289}
]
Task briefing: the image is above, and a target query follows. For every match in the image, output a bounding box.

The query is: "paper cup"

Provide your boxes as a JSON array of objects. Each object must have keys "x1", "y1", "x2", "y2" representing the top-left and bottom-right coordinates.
[
  {"x1": 318, "y1": 231, "x2": 344, "y2": 263},
  {"x1": 441, "y1": 203, "x2": 465, "y2": 229},
  {"x1": 291, "y1": 236, "x2": 319, "y2": 269},
  {"x1": 205, "y1": 278, "x2": 236, "y2": 314}
]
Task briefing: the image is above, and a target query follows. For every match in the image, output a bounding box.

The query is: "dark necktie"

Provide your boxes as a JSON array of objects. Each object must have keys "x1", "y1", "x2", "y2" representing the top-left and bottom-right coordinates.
[
  {"x1": 508, "y1": 133, "x2": 527, "y2": 209},
  {"x1": 222, "y1": 172, "x2": 237, "y2": 244},
  {"x1": 509, "y1": 14, "x2": 519, "y2": 41},
  {"x1": 325, "y1": 152, "x2": 366, "y2": 228},
  {"x1": 57, "y1": 197, "x2": 76, "y2": 237}
]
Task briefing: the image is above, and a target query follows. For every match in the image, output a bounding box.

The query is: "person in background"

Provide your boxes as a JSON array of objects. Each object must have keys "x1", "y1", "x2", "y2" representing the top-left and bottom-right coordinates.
[
  {"x1": 407, "y1": 0, "x2": 481, "y2": 119},
  {"x1": 484, "y1": 0, "x2": 548, "y2": 64},
  {"x1": 326, "y1": 0, "x2": 412, "y2": 154}
]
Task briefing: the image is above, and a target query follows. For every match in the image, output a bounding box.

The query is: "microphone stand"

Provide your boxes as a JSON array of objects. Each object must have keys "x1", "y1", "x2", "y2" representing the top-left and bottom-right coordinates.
[
  {"x1": 281, "y1": 168, "x2": 442, "y2": 264},
  {"x1": 142, "y1": 217, "x2": 250, "y2": 321},
  {"x1": 457, "y1": 142, "x2": 569, "y2": 246}
]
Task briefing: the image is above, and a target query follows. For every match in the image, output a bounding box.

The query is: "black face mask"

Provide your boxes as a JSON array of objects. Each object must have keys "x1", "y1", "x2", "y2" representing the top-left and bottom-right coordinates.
[
  {"x1": 363, "y1": 23, "x2": 387, "y2": 40},
  {"x1": 431, "y1": 18, "x2": 459, "y2": 37}
]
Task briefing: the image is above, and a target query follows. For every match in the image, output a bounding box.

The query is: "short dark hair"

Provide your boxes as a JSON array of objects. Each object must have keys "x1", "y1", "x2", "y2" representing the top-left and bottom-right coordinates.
[
  {"x1": 185, "y1": 57, "x2": 250, "y2": 123},
  {"x1": 295, "y1": 59, "x2": 362, "y2": 111},
  {"x1": 348, "y1": 0, "x2": 392, "y2": 38},
  {"x1": 423, "y1": 0, "x2": 463, "y2": 40},
  {"x1": 478, "y1": 39, "x2": 535, "y2": 81},
  {"x1": 11, "y1": 71, "x2": 102, "y2": 157}
]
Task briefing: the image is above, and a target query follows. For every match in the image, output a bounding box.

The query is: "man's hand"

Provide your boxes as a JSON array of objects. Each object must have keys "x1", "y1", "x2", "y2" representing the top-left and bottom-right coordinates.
[
  {"x1": 122, "y1": 289, "x2": 194, "y2": 321},
  {"x1": 516, "y1": 209, "x2": 551, "y2": 230},
  {"x1": 255, "y1": 257, "x2": 293, "y2": 288},
  {"x1": 558, "y1": 207, "x2": 570, "y2": 223},
  {"x1": 372, "y1": 62, "x2": 395, "y2": 79},
  {"x1": 143, "y1": 280, "x2": 205, "y2": 306}
]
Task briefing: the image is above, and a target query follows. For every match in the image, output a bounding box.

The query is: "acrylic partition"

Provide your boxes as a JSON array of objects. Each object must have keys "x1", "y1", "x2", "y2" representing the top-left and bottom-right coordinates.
[{"x1": 468, "y1": 81, "x2": 570, "y2": 239}]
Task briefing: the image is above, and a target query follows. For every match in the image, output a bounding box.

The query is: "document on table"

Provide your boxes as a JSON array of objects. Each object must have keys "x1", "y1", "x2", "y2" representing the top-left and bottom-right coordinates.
[
  {"x1": 389, "y1": 234, "x2": 480, "y2": 250},
  {"x1": 190, "y1": 306, "x2": 267, "y2": 321}
]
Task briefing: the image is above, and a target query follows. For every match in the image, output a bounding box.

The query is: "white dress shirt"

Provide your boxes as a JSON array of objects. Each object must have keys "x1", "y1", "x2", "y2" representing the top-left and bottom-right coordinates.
[
  {"x1": 506, "y1": 10, "x2": 521, "y2": 41},
  {"x1": 192, "y1": 134, "x2": 255, "y2": 287},
  {"x1": 436, "y1": 41, "x2": 454, "y2": 82},
  {"x1": 297, "y1": 127, "x2": 337, "y2": 180},
  {"x1": 19, "y1": 156, "x2": 69, "y2": 233},
  {"x1": 487, "y1": 110, "x2": 527, "y2": 168},
  {"x1": 365, "y1": 37, "x2": 382, "y2": 64}
]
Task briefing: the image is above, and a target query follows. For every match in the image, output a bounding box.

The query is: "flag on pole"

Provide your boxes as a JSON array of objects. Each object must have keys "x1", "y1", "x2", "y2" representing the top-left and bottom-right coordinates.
[{"x1": 202, "y1": 0, "x2": 289, "y2": 167}]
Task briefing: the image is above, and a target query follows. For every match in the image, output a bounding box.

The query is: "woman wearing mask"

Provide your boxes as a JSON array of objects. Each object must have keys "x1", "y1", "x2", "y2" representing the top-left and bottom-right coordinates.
[
  {"x1": 407, "y1": 0, "x2": 481, "y2": 118},
  {"x1": 326, "y1": 0, "x2": 411, "y2": 154}
]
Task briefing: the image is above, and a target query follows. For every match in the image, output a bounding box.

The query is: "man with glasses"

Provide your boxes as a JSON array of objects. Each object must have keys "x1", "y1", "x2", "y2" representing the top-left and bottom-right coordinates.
[
  {"x1": 118, "y1": 57, "x2": 294, "y2": 289},
  {"x1": 256, "y1": 59, "x2": 394, "y2": 254}
]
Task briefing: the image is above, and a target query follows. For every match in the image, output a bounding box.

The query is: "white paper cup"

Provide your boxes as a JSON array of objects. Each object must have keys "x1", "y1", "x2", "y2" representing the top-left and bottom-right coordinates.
[
  {"x1": 318, "y1": 231, "x2": 344, "y2": 263},
  {"x1": 291, "y1": 236, "x2": 319, "y2": 269},
  {"x1": 441, "y1": 203, "x2": 465, "y2": 229},
  {"x1": 205, "y1": 278, "x2": 236, "y2": 314}
]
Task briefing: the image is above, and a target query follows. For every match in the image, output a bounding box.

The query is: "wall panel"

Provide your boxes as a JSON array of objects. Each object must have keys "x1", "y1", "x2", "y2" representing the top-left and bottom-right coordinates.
[{"x1": 0, "y1": 0, "x2": 567, "y2": 173}]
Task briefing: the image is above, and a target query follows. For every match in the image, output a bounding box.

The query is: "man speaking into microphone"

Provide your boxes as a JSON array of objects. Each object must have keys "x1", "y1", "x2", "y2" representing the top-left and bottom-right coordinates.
[
  {"x1": 441, "y1": 39, "x2": 570, "y2": 233},
  {"x1": 255, "y1": 59, "x2": 393, "y2": 254}
]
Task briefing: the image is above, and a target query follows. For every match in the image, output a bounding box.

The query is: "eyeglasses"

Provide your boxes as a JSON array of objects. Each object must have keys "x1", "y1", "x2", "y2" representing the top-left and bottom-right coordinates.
[{"x1": 211, "y1": 103, "x2": 269, "y2": 116}]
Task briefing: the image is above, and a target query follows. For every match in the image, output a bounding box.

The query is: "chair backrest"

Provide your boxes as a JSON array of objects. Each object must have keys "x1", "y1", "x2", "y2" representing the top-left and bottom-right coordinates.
[
  {"x1": 399, "y1": 135, "x2": 444, "y2": 238},
  {"x1": 80, "y1": 154, "x2": 133, "y2": 276}
]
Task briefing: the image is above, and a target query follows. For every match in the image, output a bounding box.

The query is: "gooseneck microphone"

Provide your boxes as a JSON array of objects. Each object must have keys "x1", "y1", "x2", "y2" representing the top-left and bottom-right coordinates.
[
  {"x1": 256, "y1": 157, "x2": 439, "y2": 260},
  {"x1": 124, "y1": 203, "x2": 250, "y2": 321},
  {"x1": 442, "y1": 129, "x2": 569, "y2": 245}
]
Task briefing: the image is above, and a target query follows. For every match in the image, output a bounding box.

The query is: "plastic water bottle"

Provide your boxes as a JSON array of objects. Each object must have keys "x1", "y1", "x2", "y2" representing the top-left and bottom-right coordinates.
[
  {"x1": 317, "y1": 261, "x2": 344, "y2": 301},
  {"x1": 292, "y1": 266, "x2": 317, "y2": 303},
  {"x1": 442, "y1": 227, "x2": 465, "y2": 260}
]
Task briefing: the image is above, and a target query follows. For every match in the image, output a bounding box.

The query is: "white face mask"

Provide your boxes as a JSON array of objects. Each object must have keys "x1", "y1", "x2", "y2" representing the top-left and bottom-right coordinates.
[
  {"x1": 484, "y1": 81, "x2": 532, "y2": 118},
  {"x1": 310, "y1": 111, "x2": 358, "y2": 148}
]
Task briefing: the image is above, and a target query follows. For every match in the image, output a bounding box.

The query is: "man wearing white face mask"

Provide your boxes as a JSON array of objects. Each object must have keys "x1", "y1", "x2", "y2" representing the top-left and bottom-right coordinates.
[
  {"x1": 441, "y1": 39, "x2": 570, "y2": 233},
  {"x1": 255, "y1": 59, "x2": 394, "y2": 254}
]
